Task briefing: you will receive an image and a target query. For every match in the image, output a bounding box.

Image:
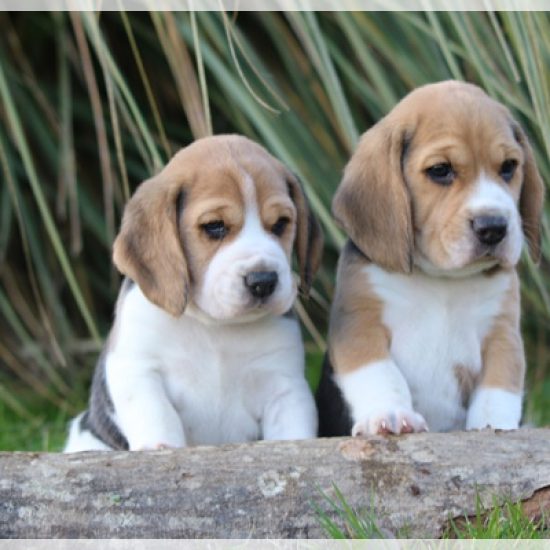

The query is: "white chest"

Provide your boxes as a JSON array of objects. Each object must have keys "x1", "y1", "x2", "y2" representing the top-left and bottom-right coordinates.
[
  {"x1": 110, "y1": 286, "x2": 304, "y2": 446},
  {"x1": 366, "y1": 265, "x2": 511, "y2": 430},
  {"x1": 161, "y1": 321, "x2": 305, "y2": 445},
  {"x1": 159, "y1": 330, "x2": 260, "y2": 445}
]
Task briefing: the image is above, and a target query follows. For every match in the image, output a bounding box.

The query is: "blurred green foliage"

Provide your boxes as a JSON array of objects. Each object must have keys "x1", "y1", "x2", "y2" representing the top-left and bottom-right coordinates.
[{"x1": 0, "y1": 11, "x2": 548, "y2": 450}]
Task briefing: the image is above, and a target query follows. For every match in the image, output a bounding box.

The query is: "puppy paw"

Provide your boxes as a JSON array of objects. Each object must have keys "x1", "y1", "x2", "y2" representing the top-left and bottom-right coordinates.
[
  {"x1": 352, "y1": 408, "x2": 428, "y2": 436},
  {"x1": 132, "y1": 442, "x2": 178, "y2": 451}
]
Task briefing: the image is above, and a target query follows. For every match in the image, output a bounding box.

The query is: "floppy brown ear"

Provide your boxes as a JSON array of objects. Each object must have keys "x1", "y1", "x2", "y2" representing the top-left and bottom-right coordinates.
[
  {"x1": 332, "y1": 120, "x2": 414, "y2": 273},
  {"x1": 286, "y1": 173, "x2": 324, "y2": 296},
  {"x1": 112, "y1": 176, "x2": 190, "y2": 317},
  {"x1": 513, "y1": 124, "x2": 545, "y2": 263}
]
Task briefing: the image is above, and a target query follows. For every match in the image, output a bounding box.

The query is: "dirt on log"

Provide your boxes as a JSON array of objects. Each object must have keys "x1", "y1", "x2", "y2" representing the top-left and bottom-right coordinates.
[{"x1": 1, "y1": 429, "x2": 549, "y2": 538}]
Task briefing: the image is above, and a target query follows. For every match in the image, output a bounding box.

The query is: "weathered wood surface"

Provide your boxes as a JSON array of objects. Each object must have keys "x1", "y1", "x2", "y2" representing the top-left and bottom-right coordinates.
[{"x1": 1, "y1": 429, "x2": 549, "y2": 538}]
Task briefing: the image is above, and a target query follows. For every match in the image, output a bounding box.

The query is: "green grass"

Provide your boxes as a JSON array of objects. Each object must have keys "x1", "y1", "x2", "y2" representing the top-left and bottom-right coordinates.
[
  {"x1": 312, "y1": 484, "x2": 389, "y2": 538},
  {"x1": 314, "y1": 485, "x2": 548, "y2": 539},
  {"x1": 448, "y1": 497, "x2": 547, "y2": 539},
  {"x1": 0, "y1": 11, "x2": 549, "y2": 443},
  {"x1": 0, "y1": 387, "x2": 73, "y2": 452}
]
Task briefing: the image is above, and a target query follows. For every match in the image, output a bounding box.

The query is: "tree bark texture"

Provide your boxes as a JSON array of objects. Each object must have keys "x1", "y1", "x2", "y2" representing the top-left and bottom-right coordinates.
[{"x1": 1, "y1": 429, "x2": 549, "y2": 538}]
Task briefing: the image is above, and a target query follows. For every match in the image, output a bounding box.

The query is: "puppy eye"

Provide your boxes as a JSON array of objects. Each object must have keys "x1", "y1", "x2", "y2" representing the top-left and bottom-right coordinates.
[
  {"x1": 500, "y1": 159, "x2": 518, "y2": 183},
  {"x1": 271, "y1": 216, "x2": 290, "y2": 237},
  {"x1": 426, "y1": 163, "x2": 455, "y2": 186},
  {"x1": 201, "y1": 220, "x2": 228, "y2": 240}
]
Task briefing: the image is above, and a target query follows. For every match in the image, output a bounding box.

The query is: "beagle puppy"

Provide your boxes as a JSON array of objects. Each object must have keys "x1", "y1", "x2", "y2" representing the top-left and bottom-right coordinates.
[
  {"x1": 65, "y1": 135, "x2": 323, "y2": 452},
  {"x1": 317, "y1": 81, "x2": 544, "y2": 437}
]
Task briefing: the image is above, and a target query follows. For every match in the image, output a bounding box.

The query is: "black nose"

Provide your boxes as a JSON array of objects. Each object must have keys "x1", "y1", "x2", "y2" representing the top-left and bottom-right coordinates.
[
  {"x1": 244, "y1": 271, "x2": 278, "y2": 299},
  {"x1": 471, "y1": 216, "x2": 508, "y2": 246}
]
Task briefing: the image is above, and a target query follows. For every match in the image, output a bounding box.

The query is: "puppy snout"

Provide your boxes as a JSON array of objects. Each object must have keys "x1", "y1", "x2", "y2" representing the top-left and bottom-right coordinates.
[
  {"x1": 244, "y1": 271, "x2": 278, "y2": 299},
  {"x1": 471, "y1": 215, "x2": 508, "y2": 246}
]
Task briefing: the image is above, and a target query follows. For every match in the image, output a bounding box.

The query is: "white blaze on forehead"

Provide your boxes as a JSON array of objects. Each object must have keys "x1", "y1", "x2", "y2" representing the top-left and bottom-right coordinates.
[
  {"x1": 467, "y1": 173, "x2": 516, "y2": 216},
  {"x1": 237, "y1": 171, "x2": 268, "y2": 241},
  {"x1": 240, "y1": 172, "x2": 261, "y2": 225}
]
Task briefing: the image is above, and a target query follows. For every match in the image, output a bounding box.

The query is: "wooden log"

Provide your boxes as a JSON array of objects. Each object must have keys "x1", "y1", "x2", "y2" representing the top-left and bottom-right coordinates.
[{"x1": 1, "y1": 429, "x2": 549, "y2": 538}]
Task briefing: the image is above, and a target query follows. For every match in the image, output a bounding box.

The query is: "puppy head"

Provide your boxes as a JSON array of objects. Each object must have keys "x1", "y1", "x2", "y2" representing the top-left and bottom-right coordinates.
[
  {"x1": 113, "y1": 135, "x2": 323, "y2": 320},
  {"x1": 333, "y1": 80, "x2": 545, "y2": 276}
]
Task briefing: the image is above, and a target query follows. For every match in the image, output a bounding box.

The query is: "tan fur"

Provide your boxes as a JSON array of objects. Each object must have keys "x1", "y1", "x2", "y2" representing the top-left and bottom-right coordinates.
[
  {"x1": 333, "y1": 80, "x2": 545, "y2": 273},
  {"x1": 332, "y1": 118, "x2": 413, "y2": 273},
  {"x1": 113, "y1": 173, "x2": 189, "y2": 317},
  {"x1": 329, "y1": 243, "x2": 390, "y2": 373},
  {"x1": 480, "y1": 271, "x2": 525, "y2": 393},
  {"x1": 113, "y1": 135, "x2": 323, "y2": 316},
  {"x1": 514, "y1": 124, "x2": 545, "y2": 263},
  {"x1": 401, "y1": 84, "x2": 534, "y2": 270},
  {"x1": 286, "y1": 173, "x2": 324, "y2": 295},
  {"x1": 330, "y1": 80, "x2": 544, "y2": 395},
  {"x1": 453, "y1": 364, "x2": 479, "y2": 408}
]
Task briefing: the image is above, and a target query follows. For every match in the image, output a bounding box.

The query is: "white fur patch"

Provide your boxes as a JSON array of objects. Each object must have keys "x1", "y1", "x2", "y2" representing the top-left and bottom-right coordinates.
[
  {"x1": 466, "y1": 387, "x2": 522, "y2": 430},
  {"x1": 66, "y1": 284, "x2": 316, "y2": 451},
  {"x1": 64, "y1": 413, "x2": 111, "y2": 452},
  {"x1": 337, "y1": 359, "x2": 412, "y2": 419},
  {"x1": 363, "y1": 264, "x2": 513, "y2": 432},
  {"x1": 465, "y1": 174, "x2": 523, "y2": 266},
  {"x1": 467, "y1": 174, "x2": 517, "y2": 214},
  {"x1": 337, "y1": 360, "x2": 427, "y2": 435}
]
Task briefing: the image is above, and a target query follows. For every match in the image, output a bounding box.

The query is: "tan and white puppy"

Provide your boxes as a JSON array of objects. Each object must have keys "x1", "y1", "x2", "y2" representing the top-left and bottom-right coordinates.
[
  {"x1": 65, "y1": 135, "x2": 323, "y2": 452},
  {"x1": 317, "y1": 81, "x2": 544, "y2": 437}
]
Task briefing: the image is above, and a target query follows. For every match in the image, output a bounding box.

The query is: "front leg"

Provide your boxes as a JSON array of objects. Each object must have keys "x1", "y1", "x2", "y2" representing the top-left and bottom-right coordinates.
[
  {"x1": 336, "y1": 359, "x2": 428, "y2": 436},
  {"x1": 466, "y1": 388, "x2": 522, "y2": 430},
  {"x1": 106, "y1": 353, "x2": 186, "y2": 450},
  {"x1": 329, "y1": 251, "x2": 427, "y2": 436},
  {"x1": 466, "y1": 274, "x2": 524, "y2": 430},
  {"x1": 262, "y1": 376, "x2": 317, "y2": 440}
]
